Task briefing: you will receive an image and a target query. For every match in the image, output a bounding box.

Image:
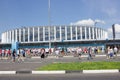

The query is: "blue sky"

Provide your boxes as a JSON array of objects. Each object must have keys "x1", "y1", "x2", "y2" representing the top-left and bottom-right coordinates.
[{"x1": 0, "y1": 0, "x2": 120, "y2": 35}]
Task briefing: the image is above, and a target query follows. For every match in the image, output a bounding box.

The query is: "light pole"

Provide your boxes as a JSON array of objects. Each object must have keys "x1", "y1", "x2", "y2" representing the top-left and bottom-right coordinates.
[
  {"x1": 48, "y1": 0, "x2": 51, "y2": 49},
  {"x1": 94, "y1": 22, "x2": 98, "y2": 47}
]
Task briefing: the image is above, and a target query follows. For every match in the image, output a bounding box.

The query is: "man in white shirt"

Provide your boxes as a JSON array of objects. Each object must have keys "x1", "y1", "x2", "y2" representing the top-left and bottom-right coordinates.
[{"x1": 114, "y1": 46, "x2": 118, "y2": 57}]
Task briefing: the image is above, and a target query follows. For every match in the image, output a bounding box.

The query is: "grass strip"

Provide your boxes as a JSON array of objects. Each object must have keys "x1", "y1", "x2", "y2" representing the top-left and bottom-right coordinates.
[{"x1": 37, "y1": 62, "x2": 120, "y2": 70}]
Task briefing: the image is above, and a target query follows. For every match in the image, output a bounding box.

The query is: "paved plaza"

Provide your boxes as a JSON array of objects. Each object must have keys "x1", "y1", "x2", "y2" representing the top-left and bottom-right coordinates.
[{"x1": 0, "y1": 53, "x2": 120, "y2": 71}]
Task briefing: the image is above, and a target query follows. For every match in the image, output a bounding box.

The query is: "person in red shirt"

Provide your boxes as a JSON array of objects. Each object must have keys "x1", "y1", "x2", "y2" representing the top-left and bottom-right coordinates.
[
  {"x1": 0, "y1": 49, "x2": 2, "y2": 60},
  {"x1": 7, "y1": 49, "x2": 11, "y2": 60},
  {"x1": 4, "y1": 49, "x2": 6, "y2": 57}
]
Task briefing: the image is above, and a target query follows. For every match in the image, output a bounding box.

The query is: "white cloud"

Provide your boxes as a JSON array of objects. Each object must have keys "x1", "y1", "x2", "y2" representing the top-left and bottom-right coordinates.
[
  {"x1": 70, "y1": 19, "x2": 94, "y2": 26},
  {"x1": 103, "y1": 8, "x2": 117, "y2": 17},
  {"x1": 70, "y1": 19, "x2": 105, "y2": 26},
  {"x1": 108, "y1": 24, "x2": 120, "y2": 33},
  {"x1": 114, "y1": 24, "x2": 120, "y2": 33},
  {"x1": 95, "y1": 19, "x2": 105, "y2": 24},
  {"x1": 107, "y1": 24, "x2": 120, "y2": 38}
]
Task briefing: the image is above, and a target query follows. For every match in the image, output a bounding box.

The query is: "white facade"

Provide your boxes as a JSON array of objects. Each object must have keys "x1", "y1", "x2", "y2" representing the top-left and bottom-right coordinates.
[{"x1": 1, "y1": 25, "x2": 108, "y2": 43}]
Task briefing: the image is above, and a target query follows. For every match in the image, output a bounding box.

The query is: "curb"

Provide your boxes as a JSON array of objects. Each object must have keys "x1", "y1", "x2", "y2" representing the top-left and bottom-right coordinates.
[
  {"x1": 31, "y1": 54, "x2": 120, "y2": 59},
  {"x1": 0, "y1": 70, "x2": 120, "y2": 74}
]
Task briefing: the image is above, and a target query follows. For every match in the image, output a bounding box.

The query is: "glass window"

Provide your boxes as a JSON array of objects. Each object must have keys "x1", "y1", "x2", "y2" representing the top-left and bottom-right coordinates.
[
  {"x1": 11, "y1": 31, "x2": 13, "y2": 41},
  {"x1": 25, "y1": 28, "x2": 28, "y2": 42},
  {"x1": 17, "y1": 29, "x2": 19, "y2": 42},
  {"x1": 61, "y1": 26, "x2": 65, "y2": 40},
  {"x1": 86, "y1": 27, "x2": 89, "y2": 39},
  {"x1": 82, "y1": 27, "x2": 85, "y2": 39},
  {"x1": 100, "y1": 29, "x2": 101, "y2": 39},
  {"x1": 90, "y1": 27, "x2": 93, "y2": 39},
  {"x1": 97, "y1": 28, "x2": 99, "y2": 39},
  {"x1": 34, "y1": 27, "x2": 38, "y2": 41},
  {"x1": 72, "y1": 26, "x2": 76, "y2": 40},
  {"x1": 45, "y1": 27, "x2": 49, "y2": 41},
  {"x1": 29, "y1": 28, "x2": 33, "y2": 41},
  {"x1": 14, "y1": 30, "x2": 16, "y2": 42},
  {"x1": 39, "y1": 27, "x2": 43, "y2": 41},
  {"x1": 50, "y1": 26, "x2": 54, "y2": 40},
  {"x1": 94, "y1": 28, "x2": 96, "y2": 39},
  {"x1": 20, "y1": 29, "x2": 23, "y2": 42},
  {"x1": 77, "y1": 26, "x2": 81, "y2": 39},
  {"x1": 67, "y1": 26, "x2": 71, "y2": 40},
  {"x1": 56, "y1": 26, "x2": 60, "y2": 40}
]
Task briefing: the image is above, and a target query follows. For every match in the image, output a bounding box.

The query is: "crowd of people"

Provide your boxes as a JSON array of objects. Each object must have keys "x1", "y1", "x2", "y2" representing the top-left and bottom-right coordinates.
[
  {"x1": 0, "y1": 46, "x2": 119, "y2": 62},
  {"x1": 106, "y1": 46, "x2": 118, "y2": 59}
]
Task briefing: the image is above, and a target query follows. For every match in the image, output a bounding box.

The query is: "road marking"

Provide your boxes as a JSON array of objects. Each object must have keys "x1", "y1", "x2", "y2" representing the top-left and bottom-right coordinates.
[
  {"x1": 32, "y1": 71, "x2": 65, "y2": 74},
  {"x1": 24, "y1": 62, "x2": 41, "y2": 63},
  {"x1": 0, "y1": 71, "x2": 16, "y2": 74},
  {"x1": 83, "y1": 70, "x2": 119, "y2": 73},
  {"x1": 0, "y1": 62, "x2": 42, "y2": 63}
]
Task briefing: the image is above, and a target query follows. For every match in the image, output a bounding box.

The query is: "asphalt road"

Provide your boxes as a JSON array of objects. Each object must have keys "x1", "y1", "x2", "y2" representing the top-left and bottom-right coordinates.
[
  {"x1": 0, "y1": 73, "x2": 120, "y2": 80},
  {"x1": 0, "y1": 56, "x2": 120, "y2": 71}
]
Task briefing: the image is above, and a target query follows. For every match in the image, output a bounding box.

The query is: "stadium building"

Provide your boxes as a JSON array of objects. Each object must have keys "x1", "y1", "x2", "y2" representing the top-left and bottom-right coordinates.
[{"x1": 0, "y1": 25, "x2": 108, "y2": 49}]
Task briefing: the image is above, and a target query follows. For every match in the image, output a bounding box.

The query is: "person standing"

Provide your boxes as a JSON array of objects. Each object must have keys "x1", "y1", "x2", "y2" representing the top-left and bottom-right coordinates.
[
  {"x1": 7, "y1": 49, "x2": 11, "y2": 60},
  {"x1": 114, "y1": 46, "x2": 118, "y2": 57},
  {"x1": 12, "y1": 49, "x2": 16, "y2": 62},
  {"x1": 2, "y1": 49, "x2": 4, "y2": 58},
  {"x1": 77, "y1": 47, "x2": 82, "y2": 60},
  {"x1": 41, "y1": 48, "x2": 45, "y2": 58},
  {"x1": 22, "y1": 49, "x2": 25, "y2": 61},
  {"x1": 109, "y1": 47, "x2": 114, "y2": 59},
  {"x1": 55, "y1": 49, "x2": 60, "y2": 58},
  {"x1": 107, "y1": 46, "x2": 111, "y2": 59},
  {"x1": 0, "y1": 49, "x2": 2, "y2": 60},
  {"x1": 17, "y1": 49, "x2": 21, "y2": 62},
  {"x1": 87, "y1": 47, "x2": 92, "y2": 60}
]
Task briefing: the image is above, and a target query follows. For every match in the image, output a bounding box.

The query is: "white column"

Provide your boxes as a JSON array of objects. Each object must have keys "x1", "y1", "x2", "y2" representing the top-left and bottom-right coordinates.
[
  {"x1": 19, "y1": 29, "x2": 21, "y2": 42},
  {"x1": 65, "y1": 26, "x2": 67, "y2": 40},
  {"x1": 54, "y1": 26, "x2": 56, "y2": 41},
  {"x1": 92, "y1": 28, "x2": 94, "y2": 40},
  {"x1": 7, "y1": 31, "x2": 9, "y2": 43},
  {"x1": 6, "y1": 32, "x2": 7, "y2": 43},
  {"x1": 85, "y1": 27, "x2": 87, "y2": 39},
  {"x1": 105, "y1": 31, "x2": 108, "y2": 39},
  {"x1": 15, "y1": 29, "x2": 17, "y2": 42},
  {"x1": 6, "y1": 32, "x2": 8, "y2": 42},
  {"x1": 102, "y1": 30, "x2": 103, "y2": 39},
  {"x1": 98, "y1": 29, "x2": 100, "y2": 39},
  {"x1": 96, "y1": 28, "x2": 97, "y2": 39},
  {"x1": 5, "y1": 33, "x2": 7, "y2": 43},
  {"x1": 23, "y1": 28, "x2": 25, "y2": 42},
  {"x1": 4, "y1": 32, "x2": 6, "y2": 43},
  {"x1": 100, "y1": 29, "x2": 102, "y2": 39},
  {"x1": 80, "y1": 27, "x2": 82, "y2": 40},
  {"x1": 33, "y1": 27, "x2": 34, "y2": 42},
  {"x1": 12, "y1": 30, "x2": 14, "y2": 42},
  {"x1": 38, "y1": 27, "x2": 39, "y2": 41},
  {"x1": 103, "y1": 31, "x2": 105, "y2": 39},
  {"x1": 43, "y1": 27, "x2": 45, "y2": 41},
  {"x1": 60, "y1": 26, "x2": 62, "y2": 41},
  {"x1": 102, "y1": 30, "x2": 104, "y2": 39},
  {"x1": 28, "y1": 28, "x2": 30, "y2": 42},
  {"x1": 9, "y1": 31, "x2": 11, "y2": 43},
  {"x1": 1, "y1": 33, "x2": 4, "y2": 43},
  {"x1": 76, "y1": 26, "x2": 77, "y2": 40},
  {"x1": 89, "y1": 27, "x2": 91, "y2": 40},
  {"x1": 71, "y1": 26, "x2": 72, "y2": 40},
  {"x1": 6, "y1": 31, "x2": 8, "y2": 43},
  {"x1": 99, "y1": 29, "x2": 101, "y2": 39},
  {"x1": 101, "y1": 30, "x2": 102, "y2": 39},
  {"x1": 2, "y1": 33, "x2": 5, "y2": 43}
]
